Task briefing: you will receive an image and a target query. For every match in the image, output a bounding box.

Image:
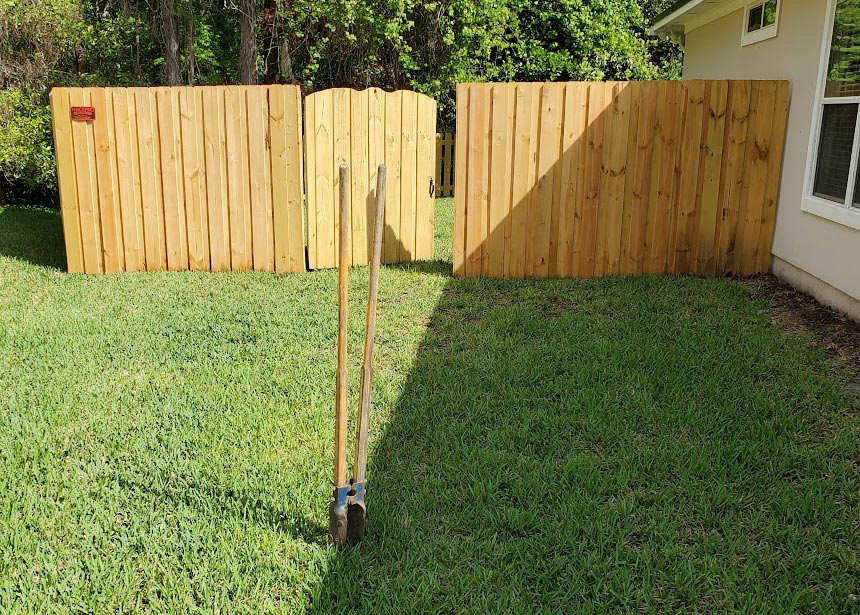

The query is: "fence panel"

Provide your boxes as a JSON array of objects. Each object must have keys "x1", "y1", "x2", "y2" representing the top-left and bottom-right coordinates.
[
  {"x1": 435, "y1": 133, "x2": 455, "y2": 197},
  {"x1": 453, "y1": 80, "x2": 791, "y2": 279},
  {"x1": 305, "y1": 88, "x2": 437, "y2": 269},
  {"x1": 49, "y1": 85, "x2": 305, "y2": 274}
]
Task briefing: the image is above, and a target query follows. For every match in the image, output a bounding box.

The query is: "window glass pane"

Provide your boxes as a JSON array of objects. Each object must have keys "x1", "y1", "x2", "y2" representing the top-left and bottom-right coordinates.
[
  {"x1": 825, "y1": 0, "x2": 860, "y2": 97},
  {"x1": 852, "y1": 156, "x2": 860, "y2": 207},
  {"x1": 763, "y1": 0, "x2": 778, "y2": 26},
  {"x1": 748, "y1": 4, "x2": 763, "y2": 32},
  {"x1": 814, "y1": 104, "x2": 858, "y2": 204}
]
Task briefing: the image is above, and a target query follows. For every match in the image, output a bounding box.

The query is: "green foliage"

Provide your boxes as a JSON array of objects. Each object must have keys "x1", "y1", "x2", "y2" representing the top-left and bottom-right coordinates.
[
  {"x1": 0, "y1": 0, "x2": 683, "y2": 196},
  {"x1": 0, "y1": 87, "x2": 56, "y2": 191},
  {"x1": 827, "y1": 0, "x2": 860, "y2": 84}
]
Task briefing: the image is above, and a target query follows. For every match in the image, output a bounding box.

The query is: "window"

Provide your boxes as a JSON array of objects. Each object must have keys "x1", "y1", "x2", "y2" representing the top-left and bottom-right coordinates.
[
  {"x1": 806, "y1": 0, "x2": 860, "y2": 228},
  {"x1": 742, "y1": 0, "x2": 780, "y2": 46}
]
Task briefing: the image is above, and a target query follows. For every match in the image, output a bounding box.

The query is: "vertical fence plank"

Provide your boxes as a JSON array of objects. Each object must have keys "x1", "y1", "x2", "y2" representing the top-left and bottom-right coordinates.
[
  {"x1": 111, "y1": 89, "x2": 146, "y2": 272},
  {"x1": 672, "y1": 80, "x2": 706, "y2": 274},
  {"x1": 383, "y1": 91, "x2": 403, "y2": 264},
  {"x1": 351, "y1": 89, "x2": 370, "y2": 264},
  {"x1": 756, "y1": 81, "x2": 791, "y2": 272},
  {"x1": 224, "y1": 86, "x2": 252, "y2": 270},
  {"x1": 69, "y1": 88, "x2": 103, "y2": 274},
  {"x1": 619, "y1": 84, "x2": 642, "y2": 276},
  {"x1": 246, "y1": 86, "x2": 274, "y2": 271},
  {"x1": 202, "y1": 87, "x2": 230, "y2": 272},
  {"x1": 179, "y1": 87, "x2": 210, "y2": 271},
  {"x1": 576, "y1": 83, "x2": 609, "y2": 278},
  {"x1": 285, "y1": 86, "x2": 305, "y2": 272},
  {"x1": 269, "y1": 85, "x2": 290, "y2": 272},
  {"x1": 304, "y1": 92, "x2": 318, "y2": 270},
  {"x1": 715, "y1": 81, "x2": 751, "y2": 273},
  {"x1": 315, "y1": 90, "x2": 336, "y2": 268},
  {"x1": 627, "y1": 83, "x2": 657, "y2": 276},
  {"x1": 453, "y1": 85, "x2": 469, "y2": 276},
  {"x1": 400, "y1": 91, "x2": 418, "y2": 261},
  {"x1": 728, "y1": 81, "x2": 760, "y2": 274},
  {"x1": 49, "y1": 89, "x2": 85, "y2": 273},
  {"x1": 333, "y1": 88, "x2": 351, "y2": 266},
  {"x1": 487, "y1": 84, "x2": 515, "y2": 277},
  {"x1": 696, "y1": 81, "x2": 729, "y2": 276},
  {"x1": 443, "y1": 133, "x2": 454, "y2": 196},
  {"x1": 90, "y1": 88, "x2": 124, "y2": 273},
  {"x1": 464, "y1": 84, "x2": 491, "y2": 277},
  {"x1": 156, "y1": 87, "x2": 188, "y2": 270},
  {"x1": 416, "y1": 94, "x2": 437, "y2": 260},
  {"x1": 368, "y1": 88, "x2": 386, "y2": 266},
  {"x1": 533, "y1": 83, "x2": 563, "y2": 278},
  {"x1": 133, "y1": 88, "x2": 166, "y2": 271},
  {"x1": 597, "y1": 83, "x2": 630, "y2": 276},
  {"x1": 557, "y1": 83, "x2": 588, "y2": 278},
  {"x1": 738, "y1": 80, "x2": 776, "y2": 276}
]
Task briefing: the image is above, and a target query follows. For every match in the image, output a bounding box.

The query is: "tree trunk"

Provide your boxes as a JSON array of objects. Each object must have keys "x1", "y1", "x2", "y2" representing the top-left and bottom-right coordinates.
[
  {"x1": 160, "y1": 0, "x2": 181, "y2": 86},
  {"x1": 262, "y1": 0, "x2": 279, "y2": 83},
  {"x1": 239, "y1": 0, "x2": 258, "y2": 85}
]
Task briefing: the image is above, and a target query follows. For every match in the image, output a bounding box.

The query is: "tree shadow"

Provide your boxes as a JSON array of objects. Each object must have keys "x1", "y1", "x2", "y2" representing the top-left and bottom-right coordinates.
[
  {"x1": 0, "y1": 206, "x2": 67, "y2": 270},
  {"x1": 307, "y1": 256, "x2": 850, "y2": 611}
]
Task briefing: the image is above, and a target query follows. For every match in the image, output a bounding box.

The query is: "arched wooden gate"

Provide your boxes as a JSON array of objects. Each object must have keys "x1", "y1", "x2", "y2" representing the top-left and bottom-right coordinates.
[{"x1": 305, "y1": 88, "x2": 437, "y2": 269}]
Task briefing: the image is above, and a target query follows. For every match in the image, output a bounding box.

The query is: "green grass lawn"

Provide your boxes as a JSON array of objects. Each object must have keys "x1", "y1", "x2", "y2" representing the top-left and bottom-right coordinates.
[{"x1": 0, "y1": 200, "x2": 857, "y2": 613}]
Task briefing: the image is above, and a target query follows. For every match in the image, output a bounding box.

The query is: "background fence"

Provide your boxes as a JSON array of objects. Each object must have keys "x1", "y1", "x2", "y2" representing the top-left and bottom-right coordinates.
[
  {"x1": 435, "y1": 133, "x2": 455, "y2": 197},
  {"x1": 50, "y1": 85, "x2": 305, "y2": 274},
  {"x1": 305, "y1": 88, "x2": 437, "y2": 269},
  {"x1": 453, "y1": 80, "x2": 790, "y2": 279}
]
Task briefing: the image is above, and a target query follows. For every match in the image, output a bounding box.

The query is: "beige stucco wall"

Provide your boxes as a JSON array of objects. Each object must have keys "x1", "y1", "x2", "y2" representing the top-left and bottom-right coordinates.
[{"x1": 683, "y1": 0, "x2": 860, "y2": 304}]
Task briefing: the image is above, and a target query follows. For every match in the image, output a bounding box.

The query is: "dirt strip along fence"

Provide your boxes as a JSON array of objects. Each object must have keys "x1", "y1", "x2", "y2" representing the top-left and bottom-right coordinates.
[
  {"x1": 50, "y1": 85, "x2": 305, "y2": 274},
  {"x1": 305, "y1": 88, "x2": 437, "y2": 269},
  {"x1": 435, "y1": 133, "x2": 455, "y2": 197},
  {"x1": 453, "y1": 80, "x2": 790, "y2": 279}
]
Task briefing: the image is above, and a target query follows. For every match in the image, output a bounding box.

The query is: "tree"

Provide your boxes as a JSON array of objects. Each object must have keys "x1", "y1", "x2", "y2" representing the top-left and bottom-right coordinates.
[
  {"x1": 239, "y1": 0, "x2": 257, "y2": 84},
  {"x1": 160, "y1": 0, "x2": 182, "y2": 85}
]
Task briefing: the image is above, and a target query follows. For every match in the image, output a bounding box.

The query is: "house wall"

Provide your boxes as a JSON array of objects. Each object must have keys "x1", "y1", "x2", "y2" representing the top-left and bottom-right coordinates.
[{"x1": 683, "y1": 0, "x2": 860, "y2": 320}]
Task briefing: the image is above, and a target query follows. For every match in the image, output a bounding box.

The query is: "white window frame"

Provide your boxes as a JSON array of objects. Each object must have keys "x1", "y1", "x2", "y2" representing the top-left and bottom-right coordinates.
[
  {"x1": 741, "y1": 0, "x2": 781, "y2": 46},
  {"x1": 803, "y1": 0, "x2": 860, "y2": 231}
]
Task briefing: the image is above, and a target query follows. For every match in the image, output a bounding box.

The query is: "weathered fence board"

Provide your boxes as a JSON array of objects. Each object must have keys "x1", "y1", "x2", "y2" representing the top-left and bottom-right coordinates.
[
  {"x1": 305, "y1": 88, "x2": 437, "y2": 269},
  {"x1": 435, "y1": 133, "x2": 455, "y2": 197},
  {"x1": 49, "y1": 85, "x2": 305, "y2": 274},
  {"x1": 453, "y1": 80, "x2": 790, "y2": 279}
]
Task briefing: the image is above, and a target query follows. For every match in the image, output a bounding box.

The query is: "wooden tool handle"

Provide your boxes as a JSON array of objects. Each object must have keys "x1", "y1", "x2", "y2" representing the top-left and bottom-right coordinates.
[
  {"x1": 353, "y1": 164, "x2": 386, "y2": 484},
  {"x1": 334, "y1": 163, "x2": 350, "y2": 488}
]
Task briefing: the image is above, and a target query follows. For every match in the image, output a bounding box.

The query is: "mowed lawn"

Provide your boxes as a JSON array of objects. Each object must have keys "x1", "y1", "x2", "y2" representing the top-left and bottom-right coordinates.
[{"x1": 0, "y1": 200, "x2": 857, "y2": 614}]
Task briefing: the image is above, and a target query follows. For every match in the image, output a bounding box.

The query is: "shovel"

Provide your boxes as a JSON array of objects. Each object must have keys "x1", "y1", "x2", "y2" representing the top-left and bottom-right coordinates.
[{"x1": 328, "y1": 163, "x2": 386, "y2": 546}]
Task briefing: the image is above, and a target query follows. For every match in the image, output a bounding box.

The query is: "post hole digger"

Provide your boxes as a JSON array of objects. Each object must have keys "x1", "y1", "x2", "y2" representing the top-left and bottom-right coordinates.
[{"x1": 329, "y1": 163, "x2": 386, "y2": 546}]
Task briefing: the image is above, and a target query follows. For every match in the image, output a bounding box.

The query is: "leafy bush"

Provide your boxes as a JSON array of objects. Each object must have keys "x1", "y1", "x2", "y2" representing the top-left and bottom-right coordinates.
[{"x1": 0, "y1": 88, "x2": 56, "y2": 194}]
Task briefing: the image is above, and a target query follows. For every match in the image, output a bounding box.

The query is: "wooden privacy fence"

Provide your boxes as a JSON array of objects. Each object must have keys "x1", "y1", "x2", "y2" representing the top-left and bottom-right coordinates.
[
  {"x1": 453, "y1": 80, "x2": 790, "y2": 279},
  {"x1": 305, "y1": 88, "x2": 437, "y2": 269},
  {"x1": 435, "y1": 133, "x2": 455, "y2": 197},
  {"x1": 50, "y1": 85, "x2": 305, "y2": 274}
]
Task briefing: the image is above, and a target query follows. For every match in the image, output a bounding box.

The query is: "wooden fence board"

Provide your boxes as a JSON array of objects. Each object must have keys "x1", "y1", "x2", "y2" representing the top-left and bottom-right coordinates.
[
  {"x1": 453, "y1": 84, "x2": 469, "y2": 276},
  {"x1": 49, "y1": 89, "x2": 85, "y2": 273},
  {"x1": 91, "y1": 88, "x2": 124, "y2": 273},
  {"x1": 454, "y1": 80, "x2": 790, "y2": 279},
  {"x1": 416, "y1": 95, "x2": 437, "y2": 260},
  {"x1": 50, "y1": 85, "x2": 303, "y2": 273},
  {"x1": 435, "y1": 133, "x2": 455, "y2": 197},
  {"x1": 111, "y1": 88, "x2": 146, "y2": 272}
]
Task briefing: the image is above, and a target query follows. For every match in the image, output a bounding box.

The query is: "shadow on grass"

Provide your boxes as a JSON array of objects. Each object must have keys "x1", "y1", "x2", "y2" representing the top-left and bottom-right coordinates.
[
  {"x1": 0, "y1": 206, "x2": 67, "y2": 270},
  {"x1": 308, "y1": 272, "x2": 855, "y2": 613}
]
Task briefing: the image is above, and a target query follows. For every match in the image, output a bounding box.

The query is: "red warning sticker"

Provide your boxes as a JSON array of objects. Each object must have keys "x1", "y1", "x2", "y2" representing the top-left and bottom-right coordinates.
[{"x1": 70, "y1": 106, "x2": 96, "y2": 121}]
